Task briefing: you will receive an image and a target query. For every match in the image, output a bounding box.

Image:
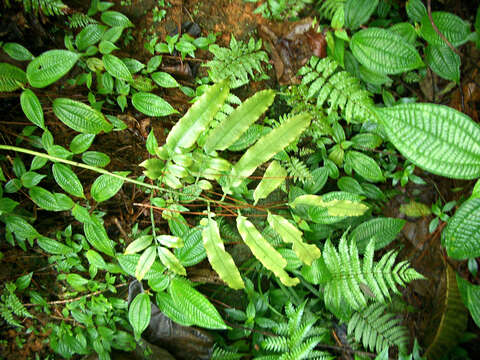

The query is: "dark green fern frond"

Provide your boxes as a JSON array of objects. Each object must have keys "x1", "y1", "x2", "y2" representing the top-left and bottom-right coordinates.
[
  {"x1": 68, "y1": 13, "x2": 98, "y2": 28},
  {"x1": 304, "y1": 237, "x2": 425, "y2": 312},
  {"x1": 285, "y1": 157, "x2": 312, "y2": 184},
  {"x1": 0, "y1": 283, "x2": 32, "y2": 328},
  {"x1": 211, "y1": 344, "x2": 245, "y2": 360},
  {"x1": 15, "y1": 0, "x2": 67, "y2": 16},
  {"x1": 206, "y1": 36, "x2": 269, "y2": 88},
  {"x1": 298, "y1": 56, "x2": 376, "y2": 123},
  {"x1": 347, "y1": 302, "x2": 409, "y2": 354},
  {"x1": 316, "y1": 0, "x2": 345, "y2": 20}
]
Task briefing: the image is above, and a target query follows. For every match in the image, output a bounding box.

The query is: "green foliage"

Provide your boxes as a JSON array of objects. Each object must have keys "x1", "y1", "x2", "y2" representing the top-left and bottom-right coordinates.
[
  {"x1": 251, "y1": 0, "x2": 313, "y2": 21},
  {"x1": 11, "y1": 0, "x2": 67, "y2": 16}
]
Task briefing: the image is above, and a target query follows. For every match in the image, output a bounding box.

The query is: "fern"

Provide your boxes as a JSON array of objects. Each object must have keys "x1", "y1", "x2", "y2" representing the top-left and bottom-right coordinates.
[
  {"x1": 206, "y1": 36, "x2": 269, "y2": 88},
  {"x1": 304, "y1": 237, "x2": 424, "y2": 312},
  {"x1": 347, "y1": 302, "x2": 409, "y2": 354},
  {"x1": 212, "y1": 344, "x2": 244, "y2": 360},
  {"x1": 14, "y1": 0, "x2": 67, "y2": 16},
  {"x1": 0, "y1": 283, "x2": 32, "y2": 328},
  {"x1": 285, "y1": 157, "x2": 312, "y2": 184},
  {"x1": 316, "y1": 0, "x2": 345, "y2": 20},
  {"x1": 297, "y1": 56, "x2": 376, "y2": 124},
  {"x1": 68, "y1": 13, "x2": 98, "y2": 29},
  {"x1": 252, "y1": 0, "x2": 313, "y2": 21}
]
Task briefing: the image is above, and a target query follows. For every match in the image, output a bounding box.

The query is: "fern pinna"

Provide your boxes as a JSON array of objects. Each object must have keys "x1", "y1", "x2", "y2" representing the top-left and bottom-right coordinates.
[{"x1": 297, "y1": 56, "x2": 375, "y2": 124}]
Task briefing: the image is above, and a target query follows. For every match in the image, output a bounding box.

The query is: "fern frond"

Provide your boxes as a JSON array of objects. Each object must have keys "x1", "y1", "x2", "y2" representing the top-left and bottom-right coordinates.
[
  {"x1": 347, "y1": 303, "x2": 409, "y2": 354},
  {"x1": 253, "y1": 0, "x2": 313, "y2": 21},
  {"x1": 298, "y1": 56, "x2": 376, "y2": 123},
  {"x1": 211, "y1": 345, "x2": 244, "y2": 360},
  {"x1": 262, "y1": 336, "x2": 289, "y2": 352},
  {"x1": 316, "y1": 0, "x2": 345, "y2": 20},
  {"x1": 285, "y1": 157, "x2": 312, "y2": 184},
  {"x1": 0, "y1": 304, "x2": 22, "y2": 327},
  {"x1": 206, "y1": 36, "x2": 269, "y2": 88},
  {"x1": 15, "y1": 0, "x2": 67, "y2": 16},
  {"x1": 68, "y1": 13, "x2": 97, "y2": 28}
]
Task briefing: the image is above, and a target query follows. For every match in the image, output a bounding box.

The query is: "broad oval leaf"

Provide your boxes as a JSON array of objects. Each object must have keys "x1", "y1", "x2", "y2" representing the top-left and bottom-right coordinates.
[
  {"x1": 406, "y1": 0, "x2": 427, "y2": 22},
  {"x1": 76, "y1": 24, "x2": 107, "y2": 51},
  {"x1": 90, "y1": 172, "x2": 128, "y2": 203},
  {"x1": 267, "y1": 212, "x2": 321, "y2": 266},
  {"x1": 157, "y1": 246, "x2": 186, "y2": 275},
  {"x1": 70, "y1": 134, "x2": 95, "y2": 154},
  {"x1": 52, "y1": 163, "x2": 85, "y2": 198},
  {"x1": 5, "y1": 215, "x2": 39, "y2": 240},
  {"x1": 2, "y1": 42, "x2": 34, "y2": 61},
  {"x1": 85, "y1": 249, "x2": 107, "y2": 269},
  {"x1": 102, "y1": 54, "x2": 133, "y2": 82},
  {"x1": 29, "y1": 186, "x2": 60, "y2": 211},
  {"x1": 344, "y1": 0, "x2": 378, "y2": 29},
  {"x1": 350, "y1": 28, "x2": 424, "y2": 74},
  {"x1": 228, "y1": 113, "x2": 311, "y2": 190},
  {"x1": 253, "y1": 160, "x2": 287, "y2": 205},
  {"x1": 237, "y1": 216, "x2": 299, "y2": 286},
  {"x1": 156, "y1": 292, "x2": 193, "y2": 326},
  {"x1": 125, "y1": 235, "x2": 153, "y2": 254},
  {"x1": 20, "y1": 89, "x2": 44, "y2": 129},
  {"x1": 0, "y1": 62, "x2": 27, "y2": 92},
  {"x1": 345, "y1": 150, "x2": 384, "y2": 182},
  {"x1": 135, "y1": 246, "x2": 157, "y2": 280},
  {"x1": 84, "y1": 217, "x2": 115, "y2": 256},
  {"x1": 37, "y1": 236, "x2": 73, "y2": 255},
  {"x1": 169, "y1": 278, "x2": 228, "y2": 329},
  {"x1": 175, "y1": 227, "x2": 206, "y2": 267},
  {"x1": 377, "y1": 103, "x2": 480, "y2": 179},
  {"x1": 151, "y1": 72, "x2": 179, "y2": 88},
  {"x1": 131, "y1": 92, "x2": 177, "y2": 117},
  {"x1": 82, "y1": 151, "x2": 111, "y2": 167},
  {"x1": 443, "y1": 198, "x2": 480, "y2": 260},
  {"x1": 349, "y1": 217, "x2": 406, "y2": 253},
  {"x1": 101, "y1": 11, "x2": 134, "y2": 28},
  {"x1": 26, "y1": 50, "x2": 80, "y2": 88},
  {"x1": 117, "y1": 253, "x2": 165, "y2": 279},
  {"x1": 291, "y1": 193, "x2": 369, "y2": 219},
  {"x1": 53, "y1": 98, "x2": 112, "y2": 134},
  {"x1": 420, "y1": 11, "x2": 470, "y2": 47},
  {"x1": 166, "y1": 81, "x2": 229, "y2": 153},
  {"x1": 203, "y1": 89, "x2": 275, "y2": 154},
  {"x1": 128, "y1": 293, "x2": 151, "y2": 340},
  {"x1": 425, "y1": 45, "x2": 461, "y2": 83},
  {"x1": 202, "y1": 218, "x2": 244, "y2": 289}
]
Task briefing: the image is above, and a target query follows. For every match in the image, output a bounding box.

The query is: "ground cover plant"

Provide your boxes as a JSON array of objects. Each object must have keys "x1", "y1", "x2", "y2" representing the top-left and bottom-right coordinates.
[{"x1": 0, "y1": 0, "x2": 480, "y2": 359}]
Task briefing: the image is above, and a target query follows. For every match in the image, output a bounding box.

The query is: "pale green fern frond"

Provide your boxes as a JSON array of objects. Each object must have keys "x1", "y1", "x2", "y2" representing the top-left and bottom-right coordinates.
[
  {"x1": 285, "y1": 157, "x2": 313, "y2": 184},
  {"x1": 14, "y1": 0, "x2": 67, "y2": 16},
  {"x1": 316, "y1": 0, "x2": 345, "y2": 20}
]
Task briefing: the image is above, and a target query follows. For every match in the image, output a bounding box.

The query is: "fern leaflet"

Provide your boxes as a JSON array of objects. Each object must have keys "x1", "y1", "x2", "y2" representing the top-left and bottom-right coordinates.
[{"x1": 68, "y1": 13, "x2": 98, "y2": 28}]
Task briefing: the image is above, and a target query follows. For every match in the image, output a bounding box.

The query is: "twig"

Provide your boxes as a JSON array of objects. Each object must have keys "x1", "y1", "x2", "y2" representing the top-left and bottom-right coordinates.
[{"x1": 426, "y1": 0, "x2": 461, "y2": 56}]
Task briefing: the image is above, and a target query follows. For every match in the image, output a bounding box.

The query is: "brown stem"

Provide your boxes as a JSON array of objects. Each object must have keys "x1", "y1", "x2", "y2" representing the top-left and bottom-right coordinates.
[{"x1": 426, "y1": 0, "x2": 461, "y2": 56}]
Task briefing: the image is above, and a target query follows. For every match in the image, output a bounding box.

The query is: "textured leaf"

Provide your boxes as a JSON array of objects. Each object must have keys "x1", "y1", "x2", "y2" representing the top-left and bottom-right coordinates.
[
  {"x1": 202, "y1": 218, "x2": 244, "y2": 289},
  {"x1": 156, "y1": 292, "x2": 193, "y2": 326},
  {"x1": 128, "y1": 293, "x2": 151, "y2": 340},
  {"x1": 400, "y1": 201, "x2": 431, "y2": 217},
  {"x1": 131, "y1": 92, "x2": 177, "y2": 117},
  {"x1": 20, "y1": 89, "x2": 45, "y2": 129},
  {"x1": 117, "y1": 254, "x2": 165, "y2": 279},
  {"x1": 344, "y1": 0, "x2": 378, "y2": 29},
  {"x1": 345, "y1": 150, "x2": 384, "y2": 182},
  {"x1": 420, "y1": 11, "x2": 470, "y2": 47},
  {"x1": 169, "y1": 278, "x2": 228, "y2": 329},
  {"x1": 84, "y1": 216, "x2": 115, "y2": 256},
  {"x1": 151, "y1": 72, "x2": 179, "y2": 88},
  {"x1": 52, "y1": 163, "x2": 85, "y2": 198},
  {"x1": 406, "y1": 0, "x2": 427, "y2": 22},
  {"x1": 228, "y1": 113, "x2": 311, "y2": 189},
  {"x1": 457, "y1": 276, "x2": 480, "y2": 328},
  {"x1": 101, "y1": 11, "x2": 134, "y2": 27},
  {"x1": 350, "y1": 28, "x2": 424, "y2": 74},
  {"x1": 425, "y1": 45, "x2": 461, "y2": 83},
  {"x1": 237, "y1": 215, "x2": 299, "y2": 286},
  {"x1": 253, "y1": 161, "x2": 287, "y2": 204},
  {"x1": 85, "y1": 250, "x2": 107, "y2": 269},
  {"x1": 135, "y1": 246, "x2": 157, "y2": 280},
  {"x1": 203, "y1": 89, "x2": 275, "y2": 154},
  {"x1": 157, "y1": 246, "x2": 186, "y2": 275},
  {"x1": 2, "y1": 42, "x2": 34, "y2": 61},
  {"x1": 166, "y1": 81, "x2": 229, "y2": 153},
  {"x1": 291, "y1": 193, "x2": 369, "y2": 218},
  {"x1": 377, "y1": 103, "x2": 480, "y2": 179},
  {"x1": 102, "y1": 54, "x2": 133, "y2": 82},
  {"x1": 267, "y1": 212, "x2": 321, "y2": 266},
  {"x1": 90, "y1": 172, "x2": 128, "y2": 203},
  {"x1": 29, "y1": 186, "x2": 60, "y2": 211},
  {"x1": 125, "y1": 235, "x2": 153, "y2": 254},
  {"x1": 27, "y1": 50, "x2": 80, "y2": 88},
  {"x1": 21, "y1": 171, "x2": 45, "y2": 189},
  {"x1": 4, "y1": 215, "x2": 39, "y2": 240},
  {"x1": 82, "y1": 151, "x2": 110, "y2": 167},
  {"x1": 53, "y1": 98, "x2": 112, "y2": 134},
  {"x1": 175, "y1": 227, "x2": 206, "y2": 267},
  {"x1": 443, "y1": 198, "x2": 480, "y2": 259},
  {"x1": 75, "y1": 24, "x2": 107, "y2": 51},
  {"x1": 349, "y1": 217, "x2": 406, "y2": 253},
  {"x1": 70, "y1": 134, "x2": 95, "y2": 154},
  {"x1": 0, "y1": 62, "x2": 27, "y2": 91},
  {"x1": 37, "y1": 237, "x2": 73, "y2": 255}
]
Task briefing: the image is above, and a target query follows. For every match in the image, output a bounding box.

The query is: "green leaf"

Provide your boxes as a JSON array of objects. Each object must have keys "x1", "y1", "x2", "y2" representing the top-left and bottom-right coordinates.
[
  {"x1": 26, "y1": 50, "x2": 80, "y2": 88},
  {"x1": 84, "y1": 216, "x2": 115, "y2": 256},
  {"x1": 37, "y1": 236, "x2": 73, "y2": 255},
  {"x1": 156, "y1": 235, "x2": 183, "y2": 248},
  {"x1": 345, "y1": 151, "x2": 384, "y2": 182},
  {"x1": 146, "y1": 130, "x2": 158, "y2": 156},
  {"x1": 102, "y1": 54, "x2": 133, "y2": 82},
  {"x1": 344, "y1": 0, "x2": 378, "y2": 29},
  {"x1": 169, "y1": 278, "x2": 228, "y2": 329},
  {"x1": 456, "y1": 276, "x2": 480, "y2": 328},
  {"x1": 420, "y1": 11, "x2": 470, "y2": 47},
  {"x1": 70, "y1": 134, "x2": 95, "y2": 154},
  {"x1": 377, "y1": 103, "x2": 480, "y2": 179},
  {"x1": 118, "y1": 254, "x2": 164, "y2": 279},
  {"x1": 66, "y1": 274, "x2": 88, "y2": 291},
  {"x1": 125, "y1": 235, "x2": 153, "y2": 254},
  {"x1": 350, "y1": 28, "x2": 424, "y2": 74},
  {"x1": 291, "y1": 193, "x2": 369, "y2": 218},
  {"x1": 267, "y1": 212, "x2": 321, "y2": 266},
  {"x1": 156, "y1": 292, "x2": 193, "y2": 326},
  {"x1": 157, "y1": 246, "x2": 186, "y2": 275},
  {"x1": 4, "y1": 215, "x2": 39, "y2": 240},
  {"x1": 29, "y1": 186, "x2": 61, "y2": 211},
  {"x1": 253, "y1": 160, "x2": 287, "y2": 205},
  {"x1": 400, "y1": 200, "x2": 431, "y2": 217},
  {"x1": 75, "y1": 24, "x2": 107, "y2": 51},
  {"x1": 2, "y1": 42, "x2": 34, "y2": 61},
  {"x1": 425, "y1": 45, "x2": 461, "y2": 83},
  {"x1": 16, "y1": 272, "x2": 33, "y2": 290},
  {"x1": 151, "y1": 72, "x2": 179, "y2": 88},
  {"x1": 103, "y1": 26, "x2": 124, "y2": 43},
  {"x1": 20, "y1": 89, "x2": 45, "y2": 129},
  {"x1": 202, "y1": 218, "x2": 244, "y2": 289},
  {"x1": 406, "y1": 0, "x2": 427, "y2": 22},
  {"x1": 135, "y1": 246, "x2": 157, "y2": 280},
  {"x1": 131, "y1": 92, "x2": 177, "y2": 117},
  {"x1": 166, "y1": 81, "x2": 230, "y2": 153},
  {"x1": 175, "y1": 227, "x2": 206, "y2": 266},
  {"x1": 53, "y1": 98, "x2": 112, "y2": 134},
  {"x1": 82, "y1": 151, "x2": 111, "y2": 167},
  {"x1": 203, "y1": 89, "x2": 275, "y2": 154},
  {"x1": 349, "y1": 217, "x2": 406, "y2": 253},
  {"x1": 85, "y1": 249, "x2": 107, "y2": 269},
  {"x1": 237, "y1": 215, "x2": 299, "y2": 286},
  {"x1": 389, "y1": 22, "x2": 417, "y2": 45},
  {"x1": 128, "y1": 293, "x2": 151, "y2": 340},
  {"x1": 20, "y1": 171, "x2": 46, "y2": 188},
  {"x1": 0, "y1": 197, "x2": 19, "y2": 213},
  {"x1": 443, "y1": 198, "x2": 480, "y2": 260},
  {"x1": 52, "y1": 163, "x2": 85, "y2": 198},
  {"x1": 101, "y1": 11, "x2": 134, "y2": 27},
  {"x1": 90, "y1": 172, "x2": 128, "y2": 203},
  {"x1": 0, "y1": 62, "x2": 27, "y2": 92},
  {"x1": 228, "y1": 113, "x2": 311, "y2": 189}
]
